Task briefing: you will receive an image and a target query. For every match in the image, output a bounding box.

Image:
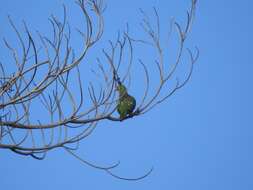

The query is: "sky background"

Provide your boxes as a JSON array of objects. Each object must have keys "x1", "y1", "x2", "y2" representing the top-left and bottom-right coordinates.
[{"x1": 1, "y1": 0, "x2": 253, "y2": 190}]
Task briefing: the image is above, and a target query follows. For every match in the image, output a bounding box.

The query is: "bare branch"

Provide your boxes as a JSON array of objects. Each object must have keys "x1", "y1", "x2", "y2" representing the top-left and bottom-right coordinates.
[{"x1": 0, "y1": 0, "x2": 198, "y2": 180}]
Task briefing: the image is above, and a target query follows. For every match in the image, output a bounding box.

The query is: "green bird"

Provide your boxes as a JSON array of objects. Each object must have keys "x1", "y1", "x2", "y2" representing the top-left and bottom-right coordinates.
[{"x1": 117, "y1": 83, "x2": 136, "y2": 120}]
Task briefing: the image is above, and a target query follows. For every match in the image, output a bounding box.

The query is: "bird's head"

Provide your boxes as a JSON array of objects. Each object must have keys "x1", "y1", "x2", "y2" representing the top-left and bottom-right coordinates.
[{"x1": 117, "y1": 84, "x2": 127, "y2": 95}]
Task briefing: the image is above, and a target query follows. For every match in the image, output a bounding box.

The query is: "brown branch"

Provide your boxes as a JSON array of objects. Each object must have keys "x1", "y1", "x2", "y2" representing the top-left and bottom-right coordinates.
[{"x1": 0, "y1": 0, "x2": 198, "y2": 181}]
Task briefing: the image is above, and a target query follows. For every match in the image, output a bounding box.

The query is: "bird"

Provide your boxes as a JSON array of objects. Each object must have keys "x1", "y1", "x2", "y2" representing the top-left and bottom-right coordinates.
[{"x1": 116, "y1": 83, "x2": 136, "y2": 120}]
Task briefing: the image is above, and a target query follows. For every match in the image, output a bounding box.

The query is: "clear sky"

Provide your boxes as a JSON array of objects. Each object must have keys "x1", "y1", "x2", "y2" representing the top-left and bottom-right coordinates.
[{"x1": 1, "y1": 0, "x2": 253, "y2": 190}]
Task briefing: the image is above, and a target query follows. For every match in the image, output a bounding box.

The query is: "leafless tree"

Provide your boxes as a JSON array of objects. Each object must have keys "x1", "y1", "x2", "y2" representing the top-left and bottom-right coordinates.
[{"x1": 0, "y1": 0, "x2": 198, "y2": 180}]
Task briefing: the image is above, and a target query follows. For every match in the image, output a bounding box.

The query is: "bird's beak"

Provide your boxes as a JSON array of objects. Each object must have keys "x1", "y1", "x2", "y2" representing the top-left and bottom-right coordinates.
[{"x1": 116, "y1": 85, "x2": 120, "y2": 91}]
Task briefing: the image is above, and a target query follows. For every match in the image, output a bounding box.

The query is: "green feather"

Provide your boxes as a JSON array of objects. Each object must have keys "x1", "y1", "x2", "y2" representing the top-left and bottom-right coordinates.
[{"x1": 117, "y1": 84, "x2": 136, "y2": 120}]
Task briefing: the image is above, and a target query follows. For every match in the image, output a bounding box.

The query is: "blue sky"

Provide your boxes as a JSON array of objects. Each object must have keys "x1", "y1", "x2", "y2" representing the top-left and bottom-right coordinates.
[{"x1": 1, "y1": 0, "x2": 253, "y2": 190}]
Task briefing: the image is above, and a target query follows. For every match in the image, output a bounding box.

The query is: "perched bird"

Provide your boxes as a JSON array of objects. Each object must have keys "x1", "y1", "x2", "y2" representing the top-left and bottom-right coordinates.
[{"x1": 117, "y1": 83, "x2": 136, "y2": 120}]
